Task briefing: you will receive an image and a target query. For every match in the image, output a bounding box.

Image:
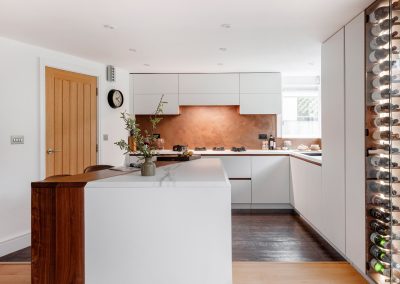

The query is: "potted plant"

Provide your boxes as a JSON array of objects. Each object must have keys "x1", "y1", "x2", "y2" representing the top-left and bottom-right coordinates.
[{"x1": 115, "y1": 96, "x2": 166, "y2": 176}]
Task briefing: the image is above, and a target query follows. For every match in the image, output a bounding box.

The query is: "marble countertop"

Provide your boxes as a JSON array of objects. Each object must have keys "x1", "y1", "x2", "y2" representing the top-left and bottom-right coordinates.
[{"x1": 86, "y1": 158, "x2": 230, "y2": 189}]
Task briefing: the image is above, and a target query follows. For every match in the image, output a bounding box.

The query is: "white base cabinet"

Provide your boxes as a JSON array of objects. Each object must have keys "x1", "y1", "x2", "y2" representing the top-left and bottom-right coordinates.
[
  {"x1": 230, "y1": 180, "x2": 252, "y2": 204},
  {"x1": 251, "y1": 156, "x2": 290, "y2": 204},
  {"x1": 290, "y1": 157, "x2": 323, "y2": 231}
]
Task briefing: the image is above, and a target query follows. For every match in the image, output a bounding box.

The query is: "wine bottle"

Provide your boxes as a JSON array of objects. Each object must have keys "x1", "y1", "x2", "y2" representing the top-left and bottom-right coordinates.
[
  {"x1": 369, "y1": 47, "x2": 399, "y2": 63},
  {"x1": 372, "y1": 61, "x2": 397, "y2": 75},
  {"x1": 371, "y1": 232, "x2": 391, "y2": 249},
  {"x1": 368, "y1": 156, "x2": 398, "y2": 167},
  {"x1": 369, "y1": 168, "x2": 399, "y2": 182},
  {"x1": 369, "y1": 144, "x2": 400, "y2": 154},
  {"x1": 372, "y1": 130, "x2": 400, "y2": 140},
  {"x1": 371, "y1": 195, "x2": 400, "y2": 210},
  {"x1": 372, "y1": 116, "x2": 399, "y2": 127},
  {"x1": 373, "y1": 103, "x2": 400, "y2": 113},
  {"x1": 370, "y1": 32, "x2": 398, "y2": 50},
  {"x1": 370, "y1": 258, "x2": 389, "y2": 277},
  {"x1": 370, "y1": 245, "x2": 391, "y2": 263},
  {"x1": 372, "y1": 75, "x2": 400, "y2": 88},
  {"x1": 370, "y1": 208, "x2": 398, "y2": 224},
  {"x1": 368, "y1": 182, "x2": 397, "y2": 195},
  {"x1": 371, "y1": 220, "x2": 391, "y2": 235},
  {"x1": 371, "y1": 15, "x2": 399, "y2": 36},
  {"x1": 371, "y1": 88, "x2": 400, "y2": 100},
  {"x1": 369, "y1": 3, "x2": 399, "y2": 24}
]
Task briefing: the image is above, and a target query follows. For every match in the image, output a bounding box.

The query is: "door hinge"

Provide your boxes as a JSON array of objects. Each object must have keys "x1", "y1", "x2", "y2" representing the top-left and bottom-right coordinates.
[
  {"x1": 96, "y1": 144, "x2": 99, "y2": 152},
  {"x1": 96, "y1": 88, "x2": 98, "y2": 96}
]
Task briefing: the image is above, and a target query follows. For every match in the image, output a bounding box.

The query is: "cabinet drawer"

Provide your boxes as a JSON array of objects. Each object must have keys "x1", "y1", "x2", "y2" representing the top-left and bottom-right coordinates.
[
  {"x1": 202, "y1": 156, "x2": 251, "y2": 178},
  {"x1": 230, "y1": 180, "x2": 251, "y2": 204}
]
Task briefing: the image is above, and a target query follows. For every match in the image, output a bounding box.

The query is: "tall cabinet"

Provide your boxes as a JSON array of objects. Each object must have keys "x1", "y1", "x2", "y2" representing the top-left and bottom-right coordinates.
[
  {"x1": 321, "y1": 12, "x2": 366, "y2": 273},
  {"x1": 321, "y1": 28, "x2": 346, "y2": 254}
]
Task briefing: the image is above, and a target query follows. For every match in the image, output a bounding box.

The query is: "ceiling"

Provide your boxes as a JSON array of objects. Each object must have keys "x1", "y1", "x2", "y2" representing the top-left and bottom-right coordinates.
[{"x1": 0, "y1": 0, "x2": 372, "y2": 75}]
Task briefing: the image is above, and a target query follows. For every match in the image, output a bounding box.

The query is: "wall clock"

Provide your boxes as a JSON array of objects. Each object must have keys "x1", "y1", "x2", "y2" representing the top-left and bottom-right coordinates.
[{"x1": 107, "y1": 89, "x2": 124, "y2": 108}]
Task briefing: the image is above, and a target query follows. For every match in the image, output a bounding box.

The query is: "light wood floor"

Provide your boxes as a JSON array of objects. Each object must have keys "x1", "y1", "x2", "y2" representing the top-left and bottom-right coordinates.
[{"x1": 0, "y1": 262, "x2": 367, "y2": 284}]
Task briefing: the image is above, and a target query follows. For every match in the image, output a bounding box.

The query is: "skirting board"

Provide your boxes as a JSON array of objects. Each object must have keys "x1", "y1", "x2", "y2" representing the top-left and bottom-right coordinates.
[
  {"x1": 231, "y1": 203, "x2": 293, "y2": 210},
  {"x1": 0, "y1": 233, "x2": 31, "y2": 257}
]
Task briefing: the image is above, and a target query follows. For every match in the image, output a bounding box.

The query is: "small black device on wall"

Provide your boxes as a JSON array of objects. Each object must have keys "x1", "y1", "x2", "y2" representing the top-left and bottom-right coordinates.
[{"x1": 107, "y1": 89, "x2": 124, "y2": 108}]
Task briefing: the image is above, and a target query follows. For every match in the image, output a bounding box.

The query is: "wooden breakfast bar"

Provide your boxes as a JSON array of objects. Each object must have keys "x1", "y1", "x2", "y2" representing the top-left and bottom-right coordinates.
[{"x1": 31, "y1": 159, "x2": 232, "y2": 284}]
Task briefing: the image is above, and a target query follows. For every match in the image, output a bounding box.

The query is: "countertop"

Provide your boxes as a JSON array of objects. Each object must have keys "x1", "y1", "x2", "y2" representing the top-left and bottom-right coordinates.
[
  {"x1": 86, "y1": 158, "x2": 230, "y2": 188},
  {"x1": 156, "y1": 149, "x2": 322, "y2": 165}
]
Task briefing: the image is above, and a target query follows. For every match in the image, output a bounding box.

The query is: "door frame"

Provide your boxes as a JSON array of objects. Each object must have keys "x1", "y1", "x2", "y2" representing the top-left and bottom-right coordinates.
[{"x1": 39, "y1": 57, "x2": 102, "y2": 179}]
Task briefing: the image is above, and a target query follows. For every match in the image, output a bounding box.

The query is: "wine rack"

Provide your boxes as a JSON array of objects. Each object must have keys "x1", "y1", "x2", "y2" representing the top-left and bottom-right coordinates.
[{"x1": 366, "y1": 1, "x2": 400, "y2": 283}]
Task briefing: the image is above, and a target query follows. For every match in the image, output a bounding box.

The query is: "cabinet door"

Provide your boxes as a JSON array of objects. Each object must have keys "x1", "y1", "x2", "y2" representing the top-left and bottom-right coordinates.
[
  {"x1": 133, "y1": 74, "x2": 178, "y2": 95},
  {"x1": 239, "y1": 73, "x2": 281, "y2": 94},
  {"x1": 251, "y1": 156, "x2": 289, "y2": 203},
  {"x1": 290, "y1": 157, "x2": 323, "y2": 232},
  {"x1": 179, "y1": 74, "x2": 239, "y2": 105},
  {"x1": 239, "y1": 73, "x2": 282, "y2": 114},
  {"x1": 344, "y1": 13, "x2": 365, "y2": 273},
  {"x1": 321, "y1": 28, "x2": 346, "y2": 254},
  {"x1": 230, "y1": 180, "x2": 251, "y2": 204},
  {"x1": 134, "y1": 94, "x2": 179, "y2": 115},
  {"x1": 202, "y1": 156, "x2": 251, "y2": 178}
]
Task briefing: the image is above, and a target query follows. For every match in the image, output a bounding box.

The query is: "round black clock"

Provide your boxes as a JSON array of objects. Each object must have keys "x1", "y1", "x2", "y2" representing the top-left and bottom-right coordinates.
[{"x1": 107, "y1": 89, "x2": 124, "y2": 108}]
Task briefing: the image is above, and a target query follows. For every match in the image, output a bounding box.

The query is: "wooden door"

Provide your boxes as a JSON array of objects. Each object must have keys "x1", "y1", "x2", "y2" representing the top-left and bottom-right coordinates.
[{"x1": 46, "y1": 67, "x2": 97, "y2": 177}]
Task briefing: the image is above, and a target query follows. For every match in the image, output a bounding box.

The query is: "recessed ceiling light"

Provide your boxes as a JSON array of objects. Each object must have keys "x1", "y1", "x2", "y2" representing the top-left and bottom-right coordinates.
[
  {"x1": 220, "y1": 24, "x2": 231, "y2": 29},
  {"x1": 103, "y1": 24, "x2": 116, "y2": 30},
  {"x1": 219, "y1": 47, "x2": 227, "y2": 52},
  {"x1": 144, "y1": 64, "x2": 150, "y2": 67},
  {"x1": 308, "y1": 62, "x2": 315, "y2": 66},
  {"x1": 217, "y1": 63, "x2": 224, "y2": 66},
  {"x1": 129, "y1": 48, "x2": 137, "y2": 52}
]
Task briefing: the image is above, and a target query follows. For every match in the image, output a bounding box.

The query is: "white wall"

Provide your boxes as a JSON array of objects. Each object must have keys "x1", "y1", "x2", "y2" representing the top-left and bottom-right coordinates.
[{"x1": 0, "y1": 36, "x2": 130, "y2": 256}]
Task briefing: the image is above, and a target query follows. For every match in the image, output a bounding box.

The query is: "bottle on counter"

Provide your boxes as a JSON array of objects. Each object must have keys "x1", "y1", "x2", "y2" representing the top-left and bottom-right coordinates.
[{"x1": 268, "y1": 135, "x2": 276, "y2": 150}]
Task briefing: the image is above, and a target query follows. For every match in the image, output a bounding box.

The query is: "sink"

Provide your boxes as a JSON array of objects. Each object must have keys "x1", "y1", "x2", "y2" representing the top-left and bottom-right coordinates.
[{"x1": 302, "y1": 152, "x2": 322, "y2": 156}]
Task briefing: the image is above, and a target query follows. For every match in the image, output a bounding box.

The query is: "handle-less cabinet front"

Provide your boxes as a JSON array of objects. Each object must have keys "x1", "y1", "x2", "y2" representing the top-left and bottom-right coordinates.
[
  {"x1": 179, "y1": 74, "x2": 239, "y2": 105},
  {"x1": 251, "y1": 156, "x2": 290, "y2": 203},
  {"x1": 239, "y1": 73, "x2": 282, "y2": 114},
  {"x1": 132, "y1": 74, "x2": 180, "y2": 115}
]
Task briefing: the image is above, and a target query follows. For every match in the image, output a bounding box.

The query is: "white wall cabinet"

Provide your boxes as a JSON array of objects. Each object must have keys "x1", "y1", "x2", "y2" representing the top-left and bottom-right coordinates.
[
  {"x1": 290, "y1": 157, "x2": 323, "y2": 232},
  {"x1": 321, "y1": 28, "x2": 346, "y2": 254},
  {"x1": 132, "y1": 74, "x2": 180, "y2": 115},
  {"x1": 251, "y1": 156, "x2": 289, "y2": 204},
  {"x1": 239, "y1": 73, "x2": 282, "y2": 114},
  {"x1": 344, "y1": 12, "x2": 365, "y2": 273},
  {"x1": 179, "y1": 74, "x2": 239, "y2": 105}
]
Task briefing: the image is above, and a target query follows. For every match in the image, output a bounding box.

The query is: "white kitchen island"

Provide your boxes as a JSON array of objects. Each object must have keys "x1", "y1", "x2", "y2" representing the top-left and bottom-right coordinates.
[{"x1": 84, "y1": 158, "x2": 232, "y2": 284}]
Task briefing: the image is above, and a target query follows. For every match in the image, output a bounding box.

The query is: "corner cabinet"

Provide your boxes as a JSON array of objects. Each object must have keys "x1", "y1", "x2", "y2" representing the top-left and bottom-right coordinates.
[
  {"x1": 132, "y1": 74, "x2": 180, "y2": 115},
  {"x1": 239, "y1": 73, "x2": 282, "y2": 114}
]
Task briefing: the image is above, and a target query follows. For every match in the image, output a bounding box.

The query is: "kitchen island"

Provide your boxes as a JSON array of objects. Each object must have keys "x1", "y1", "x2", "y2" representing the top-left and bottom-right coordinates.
[{"x1": 31, "y1": 158, "x2": 232, "y2": 284}]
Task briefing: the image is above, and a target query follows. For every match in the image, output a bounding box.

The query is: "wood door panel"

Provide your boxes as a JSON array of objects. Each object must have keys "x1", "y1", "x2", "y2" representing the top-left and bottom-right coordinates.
[{"x1": 45, "y1": 67, "x2": 97, "y2": 178}]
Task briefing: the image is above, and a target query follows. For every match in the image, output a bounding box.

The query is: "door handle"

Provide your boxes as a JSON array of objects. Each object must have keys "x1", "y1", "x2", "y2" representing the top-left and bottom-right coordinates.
[{"x1": 47, "y1": 148, "x2": 61, "y2": 154}]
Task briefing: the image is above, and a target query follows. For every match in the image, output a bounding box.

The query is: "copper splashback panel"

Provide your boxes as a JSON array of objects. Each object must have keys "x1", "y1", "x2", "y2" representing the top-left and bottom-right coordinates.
[{"x1": 136, "y1": 106, "x2": 321, "y2": 149}]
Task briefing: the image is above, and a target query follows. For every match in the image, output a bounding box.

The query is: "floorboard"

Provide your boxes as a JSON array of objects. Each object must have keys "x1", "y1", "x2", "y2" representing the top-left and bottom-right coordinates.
[{"x1": 0, "y1": 262, "x2": 367, "y2": 284}]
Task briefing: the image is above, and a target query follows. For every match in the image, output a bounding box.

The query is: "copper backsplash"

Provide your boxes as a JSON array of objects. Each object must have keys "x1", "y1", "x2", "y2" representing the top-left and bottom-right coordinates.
[{"x1": 136, "y1": 106, "x2": 321, "y2": 149}]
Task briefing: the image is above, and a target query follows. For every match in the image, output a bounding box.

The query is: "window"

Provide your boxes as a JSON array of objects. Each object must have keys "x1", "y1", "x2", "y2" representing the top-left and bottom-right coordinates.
[{"x1": 281, "y1": 76, "x2": 321, "y2": 138}]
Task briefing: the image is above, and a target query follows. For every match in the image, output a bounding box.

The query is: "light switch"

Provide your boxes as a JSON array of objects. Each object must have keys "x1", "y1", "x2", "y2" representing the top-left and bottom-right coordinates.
[
  {"x1": 103, "y1": 134, "x2": 109, "y2": 141},
  {"x1": 11, "y1": 135, "x2": 24, "y2": 144}
]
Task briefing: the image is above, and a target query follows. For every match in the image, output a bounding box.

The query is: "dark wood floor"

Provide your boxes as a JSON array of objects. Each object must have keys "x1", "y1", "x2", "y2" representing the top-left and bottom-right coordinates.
[
  {"x1": 232, "y1": 211, "x2": 343, "y2": 262},
  {"x1": 0, "y1": 211, "x2": 343, "y2": 263}
]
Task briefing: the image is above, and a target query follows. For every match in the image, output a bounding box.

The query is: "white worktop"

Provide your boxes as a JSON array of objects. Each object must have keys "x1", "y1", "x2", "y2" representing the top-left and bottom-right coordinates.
[
  {"x1": 86, "y1": 158, "x2": 230, "y2": 188},
  {"x1": 157, "y1": 149, "x2": 322, "y2": 165}
]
